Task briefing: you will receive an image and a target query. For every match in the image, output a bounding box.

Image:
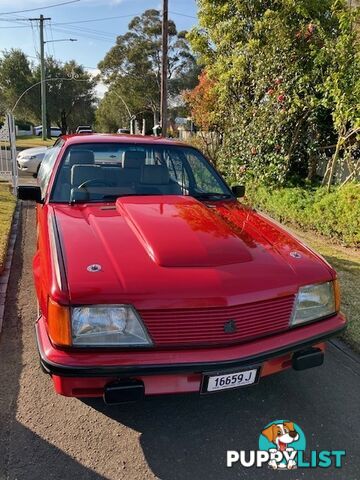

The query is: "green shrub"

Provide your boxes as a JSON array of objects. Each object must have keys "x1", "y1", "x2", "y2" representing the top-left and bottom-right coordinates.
[{"x1": 246, "y1": 183, "x2": 360, "y2": 246}]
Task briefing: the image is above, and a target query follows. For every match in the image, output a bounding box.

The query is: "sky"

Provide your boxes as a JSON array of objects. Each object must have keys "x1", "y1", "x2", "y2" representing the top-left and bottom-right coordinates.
[{"x1": 0, "y1": 0, "x2": 198, "y2": 96}]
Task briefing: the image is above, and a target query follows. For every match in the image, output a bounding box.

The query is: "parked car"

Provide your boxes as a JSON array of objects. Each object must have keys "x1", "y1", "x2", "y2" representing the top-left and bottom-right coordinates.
[
  {"x1": 117, "y1": 128, "x2": 130, "y2": 134},
  {"x1": 17, "y1": 146, "x2": 48, "y2": 174},
  {"x1": 76, "y1": 125, "x2": 93, "y2": 133},
  {"x1": 17, "y1": 134, "x2": 345, "y2": 404},
  {"x1": 77, "y1": 130, "x2": 93, "y2": 135},
  {"x1": 34, "y1": 126, "x2": 62, "y2": 137}
]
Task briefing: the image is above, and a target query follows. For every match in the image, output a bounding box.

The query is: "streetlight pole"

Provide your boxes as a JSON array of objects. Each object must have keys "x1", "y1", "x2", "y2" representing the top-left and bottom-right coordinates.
[
  {"x1": 11, "y1": 76, "x2": 88, "y2": 113},
  {"x1": 160, "y1": 0, "x2": 168, "y2": 136},
  {"x1": 29, "y1": 15, "x2": 77, "y2": 140},
  {"x1": 29, "y1": 14, "x2": 51, "y2": 140},
  {"x1": 111, "y1": 90, "x2": 135, "y2": 134},
  {"x1": 39, "y1": 15, "x2": 47, "y2": 140}
]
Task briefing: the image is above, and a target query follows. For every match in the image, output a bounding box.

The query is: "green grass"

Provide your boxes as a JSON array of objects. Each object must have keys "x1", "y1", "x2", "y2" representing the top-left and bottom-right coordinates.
[
  {"x1": 0, "y1": 135, "x2": 54, "y2": 149},
  {"x1": 15, "y1": 135, "x2": 54, "y2": 148},
  {"x1": 287, "y1": 226, "x2": 360, "y2": 353},
  {"x1": 0, "y1": 183, "x2": 16, "y2": 271}
]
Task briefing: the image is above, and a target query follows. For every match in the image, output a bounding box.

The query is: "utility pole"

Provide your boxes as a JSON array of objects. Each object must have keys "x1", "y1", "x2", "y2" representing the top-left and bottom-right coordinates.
[
  {"x1": 160, "y1": 0, "x2": 168, "y2": 136},
  {"x1": 29, "y1": 14, "x2": 51, "y2": 140}
]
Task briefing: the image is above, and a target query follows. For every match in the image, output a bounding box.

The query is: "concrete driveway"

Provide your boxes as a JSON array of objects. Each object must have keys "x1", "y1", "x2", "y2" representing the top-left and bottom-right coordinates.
[
  {"x1": 18, "y1": 169, "x2": 37, "y2": 186},
  {"x1": 0, "y1": 203, "x2": 359, "y2": 480}
]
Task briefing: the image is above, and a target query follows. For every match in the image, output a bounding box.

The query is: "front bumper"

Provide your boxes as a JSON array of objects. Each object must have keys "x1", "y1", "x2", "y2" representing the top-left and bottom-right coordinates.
[
  {"x1": 17, "y1": 161, "x2": 29, "y2": 171},
  {"x1": 17, "y1": 158, "x2": 39, "y2": 173},
  {"x1": 36, "y1": 313, "x2": 346, "y2": 398}
]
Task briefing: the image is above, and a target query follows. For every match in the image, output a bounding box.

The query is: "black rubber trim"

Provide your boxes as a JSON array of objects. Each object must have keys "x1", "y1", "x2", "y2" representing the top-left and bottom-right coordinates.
[
  {"x1": 35, "y1": 322, "x2": 345, "y2": 378},
  {"x1": 51, "y1": 213, "x2": 69, "y2": 295}
]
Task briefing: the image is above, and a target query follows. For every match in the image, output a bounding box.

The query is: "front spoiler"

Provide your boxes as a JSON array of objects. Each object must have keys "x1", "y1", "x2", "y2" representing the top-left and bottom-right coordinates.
[{"x1": 35, "y1": 314, "x2": 346, "y2": 378}]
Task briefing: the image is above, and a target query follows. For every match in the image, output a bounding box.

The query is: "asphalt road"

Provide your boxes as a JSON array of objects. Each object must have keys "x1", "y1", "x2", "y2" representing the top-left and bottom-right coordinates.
[{"x1": 0, "y1": 202, "x2": 359, "y2": 480}]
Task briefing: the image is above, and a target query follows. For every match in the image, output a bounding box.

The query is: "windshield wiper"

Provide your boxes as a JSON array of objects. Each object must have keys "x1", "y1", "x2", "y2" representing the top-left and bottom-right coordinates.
[
  {"x1": 69, "y1": 193, "x2": 164, "y2": 203},
  {"x1": 192, "y1": 192, "x2": 233, "y2": 200}
]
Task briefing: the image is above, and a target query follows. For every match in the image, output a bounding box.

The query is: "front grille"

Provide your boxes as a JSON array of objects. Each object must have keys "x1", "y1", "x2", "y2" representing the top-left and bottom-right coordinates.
[{"x1": 139, "y1": 295, "x2": 295, "y2": 347}]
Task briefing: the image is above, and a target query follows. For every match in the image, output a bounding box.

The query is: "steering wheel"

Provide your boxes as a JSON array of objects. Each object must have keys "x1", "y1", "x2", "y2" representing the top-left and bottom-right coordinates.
[{"x1": 78, "y1": 179, "x2": 114, "y2": 189}]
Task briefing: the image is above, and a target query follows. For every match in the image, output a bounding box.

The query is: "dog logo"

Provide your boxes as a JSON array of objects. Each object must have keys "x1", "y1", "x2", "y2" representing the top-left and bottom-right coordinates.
[
  {"x1": 259, "y1": 420, "x2": 305, "y2": 470},
  {"x1": 227, "y1": 420, "x2": 345, "y2": 469}
]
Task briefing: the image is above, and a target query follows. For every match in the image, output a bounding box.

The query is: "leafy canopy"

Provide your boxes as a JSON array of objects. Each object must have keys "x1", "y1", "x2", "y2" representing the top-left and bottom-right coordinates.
[
  {"x1": 96, "y1": 9, "x2": 199, "y2": 132},
  {"x1": 188, "y1": 0, "x2": 360, "y2": 186},
  {"x1": 0, "y1": 49, "x2": 96, "y2": 132}
]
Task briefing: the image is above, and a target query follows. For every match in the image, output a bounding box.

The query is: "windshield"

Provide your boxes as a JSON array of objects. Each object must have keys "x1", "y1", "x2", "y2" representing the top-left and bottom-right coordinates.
[{"x1": 50, "y1": 143, "x2": 232, "y2": 203}]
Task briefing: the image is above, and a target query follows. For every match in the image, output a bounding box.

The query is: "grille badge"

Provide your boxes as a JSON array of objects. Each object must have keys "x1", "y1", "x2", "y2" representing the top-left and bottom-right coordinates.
[{"x1": 224, "y1": 319, "x2": 237, "y2": 333}]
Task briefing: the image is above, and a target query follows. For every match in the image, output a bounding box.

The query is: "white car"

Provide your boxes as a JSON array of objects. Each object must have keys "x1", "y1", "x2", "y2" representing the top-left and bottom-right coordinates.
[
  {"x1": 34, "y1": 126, "x2": 62, "y2": 137},
  {"x1": 17, "y1": 146, "x2": 48, "y2": 174}
]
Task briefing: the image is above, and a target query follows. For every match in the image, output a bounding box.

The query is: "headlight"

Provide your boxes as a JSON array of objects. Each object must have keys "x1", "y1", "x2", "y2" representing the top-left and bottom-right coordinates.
[
  {"x1": 290, "y1": 281, "x2": 339, "y2": 326},
  {"x1": 72, "y1": 305, "x2": 153, "y2": 347}
]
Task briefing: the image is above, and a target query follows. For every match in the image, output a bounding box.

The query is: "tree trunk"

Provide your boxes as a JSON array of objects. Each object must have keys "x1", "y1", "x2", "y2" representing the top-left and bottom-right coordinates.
[
  {"x1": 307, "y1": 152, "x2": 317, "y2": 182},
  {"x1": 60, "y1": 109, "x2": 67, "y2": 134},
  {"x1": 323, "y1": 135, "x2": 343, "y2": 190},
  {"x1": 46, "y1": 113, "x2": 51, "y2": 138},
  {"x1": 286, "y1": 111, "x2": 310, "y2": 170}
]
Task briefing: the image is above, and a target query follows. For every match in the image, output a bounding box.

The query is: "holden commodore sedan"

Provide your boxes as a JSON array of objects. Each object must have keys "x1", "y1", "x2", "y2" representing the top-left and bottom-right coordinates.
[{"x1": 18, "y1": 134, "x2": 346, "y2": 404}]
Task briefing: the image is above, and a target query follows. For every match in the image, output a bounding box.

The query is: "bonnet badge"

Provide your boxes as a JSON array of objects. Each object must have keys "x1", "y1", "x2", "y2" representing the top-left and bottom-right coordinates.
[{"x1": 87, "y1": 264, "x2": 102, "y2": 272}]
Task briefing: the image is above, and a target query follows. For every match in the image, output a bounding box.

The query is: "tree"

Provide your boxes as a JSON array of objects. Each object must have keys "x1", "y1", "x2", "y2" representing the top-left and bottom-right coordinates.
[
  {"x1": 95, "y1": 86, "x2": 131, "y2": 133},
  {"x1": 321, "y1": 3, "x2": 360, "y2": 188},
  {"x1": 97, "y1": 9, "x2": 199, "y2": 130},
  {"x1": 183, "y1": 70, "x2": 218, "y2": 131},
  {"x1": 188, "y1": 0, "x2": 359, "y2": 186},
  {"x1": 0, "y1": 50, "x2": 96, "y2": 133},
  {"x1": 183, "y1": 70, "x2": 223, "y2": 165},
  {"x1": 0, "y1": 49, "x2": 33, "y2": 118},
  {"x1": 32, "y1": 58, "x2": 96, "y2": 133}
]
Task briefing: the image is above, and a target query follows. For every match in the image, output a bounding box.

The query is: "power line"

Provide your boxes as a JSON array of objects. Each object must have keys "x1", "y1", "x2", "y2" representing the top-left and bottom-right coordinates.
[
  {"x1": 0, "y1": 10, "x2": 197, "y2": 29},
  {"x1": 170, "y1": 11, "x2": 197, "y2": 19},
  {"x1": 48, "y1": 21, "x2": 57, "y2": 58},
  {"x1": 44, "y1": 24, "x2": 53, "y2": 57},
  {"x1": 0, "y1": 24, "x2": 32, "y2": 29},
  {"x1": 0, "y1": 0, "x2": 80, "y2": 16},
  {"x1": 26, "y1": 54, "x2": 98, "y2": 72},
  {"x1": 0, "y1": 17, "x2": 29, "y2": 22},
  {"x1": 30, "y1": 20, "x2": 40, "y2": 58},
  {"x1": 51, "y1": 26, "x2": 115, "y2": 43},
  {"x1": 58, "y1": 24, "x2": 117, "y2": 38},
  {"x1": 0, "y1": 15, "x2": 30, "y2": 28},
  {"x1": 54, "y1": 13, "x2": 140, "y2": 25}
]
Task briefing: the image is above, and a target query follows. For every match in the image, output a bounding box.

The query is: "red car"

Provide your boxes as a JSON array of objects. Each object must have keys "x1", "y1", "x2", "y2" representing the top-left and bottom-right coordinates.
[{"x1": 18, "y1": 134, "x2": 345, "y2": 404}]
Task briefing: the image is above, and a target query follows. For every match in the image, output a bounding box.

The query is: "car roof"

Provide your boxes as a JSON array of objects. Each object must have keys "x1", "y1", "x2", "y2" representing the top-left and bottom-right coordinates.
[{"x1": 60, "y1": 133, "x2": 186, "y2": 147}]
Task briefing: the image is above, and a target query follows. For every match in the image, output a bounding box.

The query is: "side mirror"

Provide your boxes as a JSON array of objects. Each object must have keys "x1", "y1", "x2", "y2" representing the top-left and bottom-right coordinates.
[
  {"x1": 231, "y1": 185, "x2": 245, "y2": 198},
  {"x1": 17, "y1": 185, "x2": 42, "y2": 203}
]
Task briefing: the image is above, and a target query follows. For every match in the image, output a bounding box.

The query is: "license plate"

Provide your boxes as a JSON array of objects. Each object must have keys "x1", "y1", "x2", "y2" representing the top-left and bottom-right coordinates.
[{"x1": 201, "y1": 367, "x2": 260, "y2": 393}]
